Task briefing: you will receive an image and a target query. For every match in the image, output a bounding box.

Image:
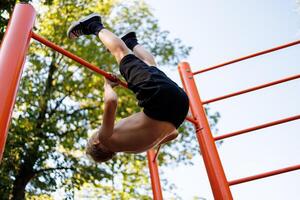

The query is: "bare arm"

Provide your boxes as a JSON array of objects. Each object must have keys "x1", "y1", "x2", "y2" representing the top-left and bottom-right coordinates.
[{"x1": 98, "y1": 78, "x2": 118, "y2": 141}]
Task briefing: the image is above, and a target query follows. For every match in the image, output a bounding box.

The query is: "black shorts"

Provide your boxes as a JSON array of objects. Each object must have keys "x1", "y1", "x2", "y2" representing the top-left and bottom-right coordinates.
[{"x1": 119, "y1": 54, "x2": 189, "y2": 129}]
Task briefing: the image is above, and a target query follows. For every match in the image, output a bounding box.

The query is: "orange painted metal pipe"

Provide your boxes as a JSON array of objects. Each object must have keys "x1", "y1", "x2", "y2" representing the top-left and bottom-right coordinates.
[
  {"x1": 203, "y1": 74, "x2": 300, "y2": 104},
  {"x1": 229, "y1": 164, "x2": 300, "y2": 186},
  {"x1": 31, "y1": 33, "x2": 128, "y2": 88},
  {"x1": 185, "y1": 116, "x2": 198, "y2": 125},
  {"x1": 0, "y1": 3, "x2": 36, "y2": 162},
  {"x1": 153, "y1": 145, "x2": 161, "y2": 162},
  {"x1": 193, "y1": 39, "x2": 300, "y2": 75},
  {"x1": 178, "y1": 62, "x2": 233, "y2": 200},
  {"x1": 214, "y1": 114, "x2": 300, "y2": 141},
  {"x1": 147, "y1": 149, "x2": 163, "y2": 200}
]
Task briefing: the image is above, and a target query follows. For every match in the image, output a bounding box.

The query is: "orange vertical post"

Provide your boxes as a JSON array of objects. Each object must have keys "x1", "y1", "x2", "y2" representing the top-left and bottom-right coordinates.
[
  {"x1": 147, "y1": 149, "x2": 163, "y2": 200},
  {"x1": 178, "y1": 62, "x2": 233, "y2": 200},
  {"x1": 0, "y1": 3, "x2": 36, "y2": 161}
]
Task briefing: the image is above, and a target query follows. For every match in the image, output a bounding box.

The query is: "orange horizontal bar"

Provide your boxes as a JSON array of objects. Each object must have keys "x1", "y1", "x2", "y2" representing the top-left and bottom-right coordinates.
[
  {"x1": 193, "y1": 39, "x2": 300, "y2": 75},
  {"x1": 229, "y1": 164, "x2": 300, "y2": 186},
  {"x1": 203, "y1": 74, "x2": 300, "y2": 104},
  {"x1": 214, "y1": 114, "x2": 300, "y2": 141},
  {"x1": 31, "y1": 32, "x2": 128, "y2": 88}
]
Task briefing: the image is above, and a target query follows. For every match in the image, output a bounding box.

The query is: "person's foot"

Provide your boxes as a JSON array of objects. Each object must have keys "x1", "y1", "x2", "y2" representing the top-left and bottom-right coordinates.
[
  {"x1": 121, "y1": 32, "x2": 139, "y2": 50},
  {"x1": 67, "y1": 13, "x2": 103, "y2": 39}
]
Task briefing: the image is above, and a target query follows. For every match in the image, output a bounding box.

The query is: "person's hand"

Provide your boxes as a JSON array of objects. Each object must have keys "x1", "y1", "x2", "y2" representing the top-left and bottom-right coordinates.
[
  {"x1": 103, "y1": 74, "x2": 118, "y2": 103},
  {"x1": 105, "y1": 74, "x2": 119, "y2": 88}
]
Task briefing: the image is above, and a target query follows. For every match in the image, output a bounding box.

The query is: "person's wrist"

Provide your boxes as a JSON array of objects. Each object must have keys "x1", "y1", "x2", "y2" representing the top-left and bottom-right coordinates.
[
  {"x1": 104, "y1": 96, "x2": 118, "y2": 104},
  {"x1": 104, "y1": 82, "x2": 110, "y2": 88}
]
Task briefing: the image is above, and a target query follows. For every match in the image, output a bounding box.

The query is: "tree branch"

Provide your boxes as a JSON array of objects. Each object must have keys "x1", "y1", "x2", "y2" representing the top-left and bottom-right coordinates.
[
  {"x1": 34, "y1": 166, "x2": 75, "y2": 175},
  {"x1": 48, "y1": 93, "x2": 70, "y2": 118},
  {"x1": 66, "y1": 105, "x2": 98, "y2": 117}
]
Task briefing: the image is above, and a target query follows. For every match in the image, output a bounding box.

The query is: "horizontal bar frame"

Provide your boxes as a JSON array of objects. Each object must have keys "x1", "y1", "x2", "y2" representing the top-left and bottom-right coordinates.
[
  {"x1": 26, "y1": 21, "x2": 300, "y2": 196},
  {"x1": 203, "y1": 74, "x2": 300, "y2": 104},
  {"x1": 229, "y1": 164, "x2": 300, "y2": 186},
  {"x1": 214, "y1": 114, "x2": 300, "y2": 141},
  {"x1": 193, "y1": 39, "x2": 300, "y2": 75},
  {"x1": 31, "y1": 32, "x2": 128, "y2": 87}
]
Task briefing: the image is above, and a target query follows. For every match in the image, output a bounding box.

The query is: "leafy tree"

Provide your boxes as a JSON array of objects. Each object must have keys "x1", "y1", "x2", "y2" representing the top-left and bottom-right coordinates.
[
  {"x1": 1, "y1": 0, "x2": 54, "y2": 40},
  {"x1": 0, "y1": 0, "x2": 29, "y2": 40},
  {"x1": 0, "y1": 0, "x2": 219, "y2": 199}
]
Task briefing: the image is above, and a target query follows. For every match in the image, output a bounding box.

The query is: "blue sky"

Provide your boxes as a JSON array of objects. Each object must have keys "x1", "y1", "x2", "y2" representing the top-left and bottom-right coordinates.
[{"x1": 145, "y1": 0, "x2": 300, "y2": 199}]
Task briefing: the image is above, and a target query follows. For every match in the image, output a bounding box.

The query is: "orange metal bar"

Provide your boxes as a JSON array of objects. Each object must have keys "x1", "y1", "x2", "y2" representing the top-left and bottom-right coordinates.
[
  {"x1": 0, "y1": 3, "x2": 36, "y2": 162},
  {"x1": 153, "y1": 145, "x2": 161, "y2": 162},
  {"x1": 229, "y1": 164, "x2": 300, "y2": 186},
  {"x1": 178, "y1": 62, "x2": 233, "y2": 200},
  {"x1": 203, "y1": 74, "x2": 300, "y2": 104},
  {"x1": 214, "y1": 114, "x2": 300, "y2": 141},
  {"x1": 31, "y1": 33, "x2": 128, "y2": 88},
  {"x1": 193, "y1": 39, "x2": 300, "y2": 75},
  {"x1": 185, "y1": 116, "x2": 198, "y2": 125},
  {"x1": 147, "y1": 149, "x2": 164, "y2": 200}
]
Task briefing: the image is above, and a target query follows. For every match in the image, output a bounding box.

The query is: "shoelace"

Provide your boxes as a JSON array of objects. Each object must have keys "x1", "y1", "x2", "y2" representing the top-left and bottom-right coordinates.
[
  {"x1": 71, "y1": 23, "x2": 84, "y2": 37},
  {"x1": 72, "y1": 29, "x2": 83, "y2": 37}
]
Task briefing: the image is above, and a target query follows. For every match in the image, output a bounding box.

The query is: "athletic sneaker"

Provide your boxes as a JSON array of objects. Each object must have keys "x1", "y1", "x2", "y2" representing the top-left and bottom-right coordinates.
[{"x1": 67, "y1": 13, "x2": 103, "y2": 39}]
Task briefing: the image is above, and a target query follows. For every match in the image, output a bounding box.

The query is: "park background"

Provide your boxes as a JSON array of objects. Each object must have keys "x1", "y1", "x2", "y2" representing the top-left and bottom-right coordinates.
[{"x1": 0, "y1": 0, "x2": 299, "y2": 199}]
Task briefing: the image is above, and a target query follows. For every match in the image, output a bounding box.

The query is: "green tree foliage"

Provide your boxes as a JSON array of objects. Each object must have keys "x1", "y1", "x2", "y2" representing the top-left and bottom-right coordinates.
[
  {"x1": 1, "y1": 0, "x2": 54, "y2": 40},
  {"x1": 0, "y1": 0, "x2": 219, "y2": 199},
  {"x1": 0, "y1": 0, "x2": 30, "y2": 40}
]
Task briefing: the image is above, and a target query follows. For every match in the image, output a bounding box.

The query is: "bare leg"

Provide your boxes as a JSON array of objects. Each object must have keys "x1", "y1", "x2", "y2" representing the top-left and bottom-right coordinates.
[
  {"x1": 133, "y1": 44, "x2": 157, "y2": 67},
  {"x1": 67, "y1": 15, "x2": 131, "y2": 64},
  {"x1": 97, "y1": 29, "x2": 131, "y2": 64}
]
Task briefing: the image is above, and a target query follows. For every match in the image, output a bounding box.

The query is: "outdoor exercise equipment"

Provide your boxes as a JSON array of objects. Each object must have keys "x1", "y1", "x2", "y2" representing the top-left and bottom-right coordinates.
[
  {"x1": 0, "y1": 3, "x2": 299, "y2": 200},
  {"x1": 178, "y1": 38, "x2": 300, "y2": 200}
]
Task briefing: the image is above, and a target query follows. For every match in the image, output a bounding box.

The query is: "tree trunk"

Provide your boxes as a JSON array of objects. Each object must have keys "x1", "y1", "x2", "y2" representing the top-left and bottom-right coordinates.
[
  {"x1": 12, "y1": 164, "x2": 35, "y2": 200},
  {"x1": 11, "y1": 62, "x2": 56, "y2": 199}
]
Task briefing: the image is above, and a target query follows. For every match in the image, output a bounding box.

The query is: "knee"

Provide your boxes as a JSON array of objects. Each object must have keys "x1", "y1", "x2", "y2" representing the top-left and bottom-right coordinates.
[
  {"x1": 146, "y1": 55, "x2": 157, "y2": 66},
  {"x1": 111, "y1": 40, "x2": 130, "y2": 56},
  {"x1": 115, "y1": 45, "x2": 130, "y2": 57},
  {"x1": 111, "y1": 44, "x2": 131, "y2": 63}
]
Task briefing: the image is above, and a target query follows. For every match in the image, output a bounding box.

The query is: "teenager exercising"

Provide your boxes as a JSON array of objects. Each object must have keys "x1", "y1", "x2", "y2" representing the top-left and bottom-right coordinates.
[{"x1": 67, "y1": 14, "x2": 189, "y2": 162}]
